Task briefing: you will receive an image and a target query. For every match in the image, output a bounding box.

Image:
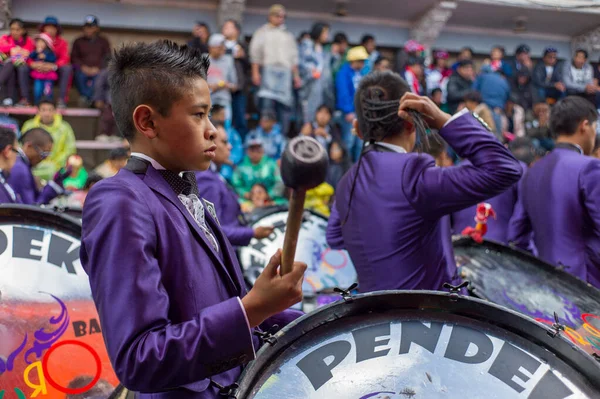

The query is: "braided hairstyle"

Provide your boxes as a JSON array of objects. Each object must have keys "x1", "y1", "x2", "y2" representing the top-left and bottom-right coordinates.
[{"x1": 342, "y1": 71, "x2": 433, "y2": 225}]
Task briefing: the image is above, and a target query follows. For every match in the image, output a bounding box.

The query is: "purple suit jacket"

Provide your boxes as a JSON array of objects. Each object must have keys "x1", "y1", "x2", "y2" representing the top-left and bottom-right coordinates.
[
  {"x1": 508, "y1": 145, "x2": 600, "y2": 287},
  {"x1": 8, "y1": 155, "x2": 59, "y2": 205},
  {"x1": 81, "y1": 158, "x2": 301, "y2": 398},
  {"x1": 327, "y1": 112, "x2": 522, "y2": 292},
  {"x1": 451, "y1": 161, "x2": 527, "y2": 244},
  {"x1": 195, "y1": 167, "x2": 254, "y2": 247}
]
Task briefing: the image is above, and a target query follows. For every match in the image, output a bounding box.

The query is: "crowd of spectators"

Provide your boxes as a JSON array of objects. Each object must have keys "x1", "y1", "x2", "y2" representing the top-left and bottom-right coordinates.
[{"x1": 1, "y1": 4, "x2": 600, "y2": 216}]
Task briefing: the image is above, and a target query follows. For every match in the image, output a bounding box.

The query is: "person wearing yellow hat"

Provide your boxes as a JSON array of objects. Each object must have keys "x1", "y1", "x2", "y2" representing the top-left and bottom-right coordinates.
[{"x1": 335, "y1": 46, "x2": 369, "y2": 162}]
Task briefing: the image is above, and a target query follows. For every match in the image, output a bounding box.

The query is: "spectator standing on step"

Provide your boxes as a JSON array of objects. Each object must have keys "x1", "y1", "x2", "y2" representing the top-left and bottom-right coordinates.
[
  {"x1": 187, "y1": 21, "x2": 210, "y2": 54},
  {"x1": 249, "y1": 4, "x2": 300, "y2": 136},
  {"x1": 71, "y1": 15, "x2": 111, "y2": 107},
  {"x1": 93, "y1": 66, "x2": 119, "y2": 142},
  {"x1": 18, "y1": 16, "x2": 71, "y2": 108},
  {"x1": 0, "y1": 18, "x2": 34, "y2": 106},
  {"x1": 22, "y1": 98, "x2": 75, "y2": 181},
  {"x1": 207, "y1": 33, "x2": 237, "y2": 123},
  {"x1": 222, "y1": 19, "x2": 250, "y2": 137}
]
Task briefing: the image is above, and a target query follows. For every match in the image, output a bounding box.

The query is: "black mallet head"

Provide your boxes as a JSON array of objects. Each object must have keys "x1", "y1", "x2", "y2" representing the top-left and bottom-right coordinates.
[{"x1": 280, "y1": 136, "x2": 328, "y2": 191}]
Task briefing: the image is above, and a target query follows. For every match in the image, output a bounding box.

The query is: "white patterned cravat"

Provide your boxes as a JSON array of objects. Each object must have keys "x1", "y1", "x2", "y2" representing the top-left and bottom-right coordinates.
[{"x1": 158, "y1": 170, "x2": 219, "y2": 252}]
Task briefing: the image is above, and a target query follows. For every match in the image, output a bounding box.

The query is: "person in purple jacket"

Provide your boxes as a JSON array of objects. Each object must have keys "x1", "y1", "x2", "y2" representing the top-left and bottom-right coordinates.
[
  {"x1": 0, "y1": 127, "x2": 19, "y2": 203},
  {"x1": 80, "y1": 41, "x2": 307, "y2": 398},
  {"x1": 508, "y1": 96, "x2": 600, "y2": 288},
  {"x1": 196, "y1": 123, "x2": 274, "y2": 246},
  {"x1": 8, "y1": 127, "x2": 70, "y2": 205},
  {"x1": 326, "y1": 71, "x2": 522, "y2": 292},
  {"x1": 451, "y1": 159, "x2": 528, "y2": 244}
]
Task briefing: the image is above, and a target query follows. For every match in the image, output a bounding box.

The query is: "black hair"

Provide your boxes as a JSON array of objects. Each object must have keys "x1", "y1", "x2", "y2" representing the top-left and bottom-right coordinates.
[
  {"x1": 310, "y1": 22, "x2": 329, "y2": 43},
  {"x1": 223, "y1": 19, "x2": 241, "y2": 33},
  {"x1": 38, "y1": 97, "x2": 55, "y2": 108},
  {"x1": 361, "y1": 34, "x2": 375, "y2": 45},
  {"x1": 374, "y1": 56, "x2": 389, "y2": 67},
  {"x1": 108, "y1": 40, "x2": 210, "y2": 141},
  {"x1": 9, "y1": 18, "x2": 25, "y2": 30},
  {"x1": 328, "y1": 139, "x2": 351, "y2": 169},
  {"x1": 108, "y1": 147, "x2": 129, "y2": 160},
  {"x1": 423, "y1": 132, "x2": 447, "y2": 159},
  {"x1": 19, "y1": 127, "x2": 53, "y2": 146},
  {"x1": 333, "y1": 32, "x2": 348, "y2": 44},
  {"x1": 460, "y1": 47, "x2": 474, "y2": 56},
  {"x1": 551, "y1": 96, "x2": 597, "y2": 137},
  {"x1": 316, "y1": 104, "x2": 332, "y2": 115},
  {"x1": 195, "y1": 21, "x2": 210, "y2": 30},
  {"x1": 463, "y1": 90, "x2": 482, "y2": 104},
  {"x1": 0, "y1": 127, "x2": 16, "y2": 151},
  {"x1": 298, "y1": 31, "x2": 310, "y2": 41},
  {"x1": 343, "y1": 71, "x2": 429, "y2": 224},
  {"x1": 457, "y1": 59, "x2": 473, "y2": 68},
  {"x1": 211, "y1": 103, "x2": 225, "y2": 113},
  {"x1": 492, "y1": 45, "x2": 505, "y2": 56},
  {"x1": 83, "y1": 173, "x2": 104, "y2": 191},
  {"x1": 430, "y1": 88, "x2": 442, "y2": 96},
  {"x1": 575, "y1": 48, "x2": 588, "y2": 59},
  {"x1": 509, "y1": 137, "x2": 535, "y2": 166}
]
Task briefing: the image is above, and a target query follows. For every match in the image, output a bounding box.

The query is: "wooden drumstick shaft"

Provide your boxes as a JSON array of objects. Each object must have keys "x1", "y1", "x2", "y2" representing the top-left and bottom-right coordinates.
[{"x1": 281, "y1": 189, "x2": 306, "y2": 276}]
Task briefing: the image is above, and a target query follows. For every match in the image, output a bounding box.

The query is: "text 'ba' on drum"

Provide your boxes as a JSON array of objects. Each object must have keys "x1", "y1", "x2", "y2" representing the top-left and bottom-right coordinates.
[
  {"x1": 234, "y1": 291, "x2": 600, "y2": 399},
  {"x1": 238, "y1": 206, "x2": 358, "y2": 312},
  {"x1": 0, "y1": 204, "x2": 121, "y2": 399},
  {"x1": 453, "y1": 237, "x2": 600, "y2": 358}
]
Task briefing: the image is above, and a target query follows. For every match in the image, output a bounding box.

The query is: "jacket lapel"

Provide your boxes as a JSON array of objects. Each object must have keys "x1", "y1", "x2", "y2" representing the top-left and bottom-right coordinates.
[
  {"x1": 202, "y1": 205, "x2": 247, "y2": 294},
  {"x1": 142, "y1": 165, "x2": 239, "y2": 294}
]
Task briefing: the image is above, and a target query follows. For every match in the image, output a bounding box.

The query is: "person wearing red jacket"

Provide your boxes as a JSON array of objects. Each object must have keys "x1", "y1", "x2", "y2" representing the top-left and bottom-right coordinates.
[
  {"x1": 17, "y1": 16, "x2": 72, "y2": 107},
  {"x1": 0, "y1": 18, "x2": 34, "y2": 106}
]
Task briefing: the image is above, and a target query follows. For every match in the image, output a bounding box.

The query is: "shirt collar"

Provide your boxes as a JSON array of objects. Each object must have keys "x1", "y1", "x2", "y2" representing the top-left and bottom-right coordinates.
[
  {"x1": 209, "y1": 162, "x2": 218, "y2": 173},
  {"x1": 368, "y1": 142, "x2": 407, "y2": 154},
  {"x1": 555, "y1": 142, "x2": 584, "y2": 155},
  {"x1": 16, "y1": 147, "x2": 30, "y2": 166},
  {"x1": 130, "y1": 152, "x2": 166, "y2": 170}
]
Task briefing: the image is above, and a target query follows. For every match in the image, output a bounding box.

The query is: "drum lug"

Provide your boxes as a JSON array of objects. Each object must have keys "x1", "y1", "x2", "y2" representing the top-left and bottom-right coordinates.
[
  {"x1": 334, "y1": 283, "x2": 358, "y2": 303},
  {"x1": 442, "y1": 281, "x2": 469, "y2": 300},
  {"x1": 592, "y1": 353, "x2": 600, "y2": 362},
  {"x1": 254, "y1": 325, "x2": 279, "y2": 346},
  {"x1": 547, "y1": 312, "x2": 566, "y2": 338},
  {"x1": 213, "y1": 380, "x2": 239, "y2": 398}
]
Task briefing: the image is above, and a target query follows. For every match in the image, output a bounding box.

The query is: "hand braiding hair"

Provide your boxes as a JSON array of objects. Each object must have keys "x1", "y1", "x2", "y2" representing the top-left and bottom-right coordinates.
[{"x1": 341, "y1": 87, "x2": 437, "y2": 225}]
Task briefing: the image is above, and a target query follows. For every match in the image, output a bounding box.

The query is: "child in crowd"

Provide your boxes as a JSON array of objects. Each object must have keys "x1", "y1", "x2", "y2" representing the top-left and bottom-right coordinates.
[
  {"x1": 241, "y1": 183, "x2": 275, "y2": 213},
  {"x1": 29, "y1": 33, "x2": 58, "y2": 104},
  {"x1": 245, "y1": 111, "x2": 286, "y2": 160},
  {"x1": 300, "y1": 105, "x2": 339, "y2": 148},
  {"x1": 233, "y1": 137, "x2": 285, "y2": 203},
  {"x1": 61, "y1": 154, "x2": 88, "y2": 190},
  {"x1": 325, "y1": 140, "x2": 351, "y2": 190}
]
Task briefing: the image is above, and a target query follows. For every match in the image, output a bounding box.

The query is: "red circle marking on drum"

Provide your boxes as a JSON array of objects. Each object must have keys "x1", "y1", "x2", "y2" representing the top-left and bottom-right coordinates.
[
  {"x1": 322, "y1": 249, "x2": 348, "y2": 270},
  {"x1": 42, "y1": 340, "x2": 102, "y2": 394}
]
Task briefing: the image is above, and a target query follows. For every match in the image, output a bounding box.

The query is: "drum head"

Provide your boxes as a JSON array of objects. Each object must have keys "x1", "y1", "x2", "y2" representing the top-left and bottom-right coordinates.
[
  {"x1": 236, "y1": 291, "x2": 600, "y2": 399},
  {"x1": 0, "y1": 205, "x2": 119, "y2": 398},
  {"x1": 454, "y1": 237, "x2": 600, "y2": 357},
  {"x1": 238, "y1": 208, "x2": 357, "y2": 296}
]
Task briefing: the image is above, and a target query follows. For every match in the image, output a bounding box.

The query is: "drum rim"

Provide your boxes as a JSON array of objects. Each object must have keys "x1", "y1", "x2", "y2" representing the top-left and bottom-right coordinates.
[
  {"x1": 236, "y1": 290, "x2": 600, "y2": 396},
  {"x1": 453, "y1": 236, "x2": 600, "y2": 298},
  {"x1": 245, "y1": 205, "x2": 329, "y2": 227},
  {"x1": 0, "y1": 203, "x2": 82, "y2": 237}
]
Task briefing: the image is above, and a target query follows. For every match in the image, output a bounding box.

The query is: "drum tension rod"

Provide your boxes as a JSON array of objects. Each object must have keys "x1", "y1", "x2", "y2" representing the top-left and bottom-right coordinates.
[
  {"x1": 334, "y1": 283, "x2": 358, "y2": 303},
  {"x1": 547, "y1": 312, "x2": 565, "y2": 338},
  {"x1": 254, "y1": 324, "x2": 280, "y2": 346},
  {"x1": 592, "y1": 353, "x2": 600, "y2": 362},
  {"x1": 442, "y1": 281, "x2": 469, "y2": 300},
  {"x1": 210, "y1": 379, "x2": 239, "y2": 398}
]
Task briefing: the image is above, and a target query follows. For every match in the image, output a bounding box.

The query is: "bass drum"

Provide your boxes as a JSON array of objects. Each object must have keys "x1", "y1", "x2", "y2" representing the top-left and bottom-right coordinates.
[
  {"x1": 238, "y1": 207, "x2": 357, "y2": 311},
  {"x1": 0, "y1": 204, "x2": 124, "y2": 398},
  {"x1": 453, "y1": 237, "x2": 600, "y2": 357},
  {"x1": 235, "y1": 291, "x2": 600, "y2": 398},
  {"x1": 41, "y1": 204, "x2": 83, "y2": 220}
]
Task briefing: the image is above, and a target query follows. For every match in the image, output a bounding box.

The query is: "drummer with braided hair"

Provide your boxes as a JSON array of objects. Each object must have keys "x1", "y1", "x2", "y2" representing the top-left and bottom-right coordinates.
[{"x1": 326, "y1": 71, "x2": 522, "y2": 292}]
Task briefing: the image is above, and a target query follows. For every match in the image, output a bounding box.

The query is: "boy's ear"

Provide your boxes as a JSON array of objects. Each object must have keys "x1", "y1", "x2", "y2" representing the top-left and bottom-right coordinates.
[{"x1": 133, "y1": 105, "x2": 158, "y2": 140}]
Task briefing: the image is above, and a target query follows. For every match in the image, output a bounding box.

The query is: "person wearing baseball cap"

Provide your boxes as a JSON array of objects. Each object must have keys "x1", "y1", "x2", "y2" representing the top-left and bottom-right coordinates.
[
  {"x1": 17, "y1": 16, "x2": 71, "y2": 107},
  {"x1": 336, "y1": 46, "x2": 369, "y2": 161},
  {"x1": 71, "y1": 15, "x2": 111, "y2": 107}
]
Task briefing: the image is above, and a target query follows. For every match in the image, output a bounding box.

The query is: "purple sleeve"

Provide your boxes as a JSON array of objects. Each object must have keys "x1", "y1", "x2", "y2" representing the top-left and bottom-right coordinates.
[
  {"x1": 7, "y1": 162, "x2": 34, "y2": 204},
  {"x1": 260, "y1": 309, "x2": 304, "y2": 332},
  {"x1": 581, "y1": 160, "x2": 600, "y2": 235},
  {"x1": 507, "y1": 164, "x2": 534, "y2": 251},
  {"x1": 326, "y1": 201, "x2": 345, "y2": 249},
  {"x1": 403, "y1": 113, "x2": 522, "y2": 220},
  {"x1": 222, "y1": 224, "x2": 254, "y2": 246},
  {"x1": 80, "y1": 182, "x2": 255, "y2": 391}
]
